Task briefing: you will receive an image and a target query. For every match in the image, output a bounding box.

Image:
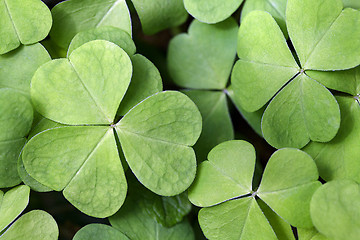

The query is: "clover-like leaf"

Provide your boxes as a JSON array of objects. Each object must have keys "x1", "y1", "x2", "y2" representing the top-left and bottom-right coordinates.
[
  {"x1": 188, "y1": 140, "x2": 255, "y2": 207},
  {"x1": 0, "y1": 44, "x2": 51, "y2": 97},
  {"x1": 306, "y1": 66, "x2": 360, "y2": 96},
  {"x1": 310, "y1": 180, "x2": 360, "y2": 240},
  {"x1": 109, "y1": 194, "x2": 195, "y2": 240},
  {"x1": 68, "y1": 26, "x2": 136, "y2": 57},
  {"x1": 191, "y1": 140, "x2": 322, "y2": 238},
  {"x1": 1, "y1": 210, "x2": 58, "y2": 240},
  {"x1": 31, "y1": 40, "x2": 132, "y2": 125},
  {"x1": 183, "y1": 90, "x2": 234, "y2": 162},
  {"x1": 261, "y1": 74, "x2": 340, "y2": 149},
  {"x1": 168, "y1": 18, "x2": 238, "y2": 89},
  {"x1": 184, "y1": 0, "x2": 243, "y2": 24},
  {"x1": 257, "y1": 148, "x2": 321, "y2": 228},
  {"x1": 117, "y1": 54, "x2": 163, "y2": 116},
  {"x1": 73, "y1": 224, "x2": 129, "y2": 240},
  {"x1": 116, "y1": 91, "x2": 202, "y2": 196},
  {"x1": 286, "y1": 0, "x2": 360, "y2": 70},
  {"x1": 50, "y1": 0, "x2": 131, "y2": 49},
  {"x1": 298, "y1": 228, "x2": 329, "y2": 240},
  {"x1": 199, "y1": 197, "x2": 278, "y2": 240},
  {"x1": 0, "y1": 89, "x2": 33, "y2": 188},
  {"x1": 257, "y1": 199, "x2": 295, "y2": 240},
  {"x1": 0, "y1": 0, "x2": 52, "y2": 54},
  {"x1": 241, "y1": 0, "x2": 288, "y2": 38},
  {"x1": 304, "y1": 96, "x2": 360, "y2": 183},
  {"x1": 23, "y1": 126, "x2": 127, "y2": 218},
  {"x1": 0, "y1": 185, "x2": 30, "y2": 232},
  {"x1": 231, "y1": 10, "x2": 299, "y2": 112},
  {"x1": 131, "y1": 0, "x2": 188, "y2": 35},
  {"x1": 343, "y1": 0, "x2": 360, "y2": 9}
]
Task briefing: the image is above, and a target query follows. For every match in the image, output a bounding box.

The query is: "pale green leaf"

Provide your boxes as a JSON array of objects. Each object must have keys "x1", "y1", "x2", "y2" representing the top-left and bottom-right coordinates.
[
  {"x1": 131, "y1": 0, "x2": 188, "y2": 35},
  {"x1": 184, "y1": 0, "x2": 243, "y2": 24},
  {"x1": 0, "y1": 0, "x2": 52, "y2": 54},
  {"x1": 73, "y1": 224, "x2": 129, "y2": 240},
  {"x1": 117, "y1": 54, "x2": 163, "y2": 116},
  {"x1": 261, "y1": 74, "x2": 340, "y2": 149},
  {"x1": 307, "y1": 67, "x2": 360, "y2": 96},
  {"x1": 241, "y1": 0, "x2": 288, "y2": 38},
  {"x1": 310, "y1": 180, "x2": 360, "y2": 240},
  {"x1": 304, "y1": 96, "x2": 360, "y2": 183},
  {"x1": 231, "y1": 11, "x2": 299, "y2": 112},
  {"x1": 1, "y1": 210, "x2": 58, "y2": 240},
  {"x1": 199, "y1": 197, "x2": 277, "y2": 240},
  {"x1": 257, "y1": 148, "x2": 321, "y2": 227},
  {"x1": 31, "y1": 40, "x2": 132, "y2": 125},
  {"x1": 342, "y1": 0, "x2": 360, "y2": 9},
  {"x1": 0, "y1": 89, "x2": 33, "y2": 141},
  {"x1": 0, "y1": 139, "x2": 25, "y2": 188},
  {"x1": 116, "y1": 91, "x2": 201, "y2": 196},
  {"x1": 227, "y1": 86, "x2": 264, "y2": 136},
  {"x1": 109, "y1": 195, "x2": 195, "y2": 240},
  {"x1": 257, "y1": 199, "x2": 295, "y2": 240},
  {"x1": 188, "y1": 140, "x2": 255, "y2": 207},
  {"x1": 68, "y1": 26, "x2": 136, "y2": 57},
  {"x1": 0, "y1": 89, "x2": 33, "y2": 187},
  {"x1": 17, "y1": 154, "x2": 52, "y2": 192},
  {"x1": 286, "y1": 0, "x2": 360, "y2": 70},
  {"x1": 168, "y1": 18, "x2": 238, "y2": 89},
  {"x1": 0, "y1": 185, "x2": 30, "y2": 232},
  {"x1": 0, "y1": 44, "x2": 51, "y2": 97},
  {"x1": 298, "y1": 228, "x2": 329, "y2": 240},
  {"x1": 183, "y1": 90, "x2": 234, "y2": 162},
  {"x1": 50, "y1": 0, "x2": 131, "y2": 49},
  {"x1": 22, "y1": 126, "x2": 127, "y2": 218}
]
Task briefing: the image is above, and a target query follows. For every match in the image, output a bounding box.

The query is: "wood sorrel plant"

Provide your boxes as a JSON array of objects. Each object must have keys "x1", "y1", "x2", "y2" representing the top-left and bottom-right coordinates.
[{"x1": 1, "y1": 0, "x2": 360, "y2": 239}]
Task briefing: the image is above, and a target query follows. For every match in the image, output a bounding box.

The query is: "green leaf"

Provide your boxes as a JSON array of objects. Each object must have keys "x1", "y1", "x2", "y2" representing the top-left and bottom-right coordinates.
[
  {"x1": 22, "y1": 126, "x2": 127, "y2": 218},
  {"x1": 188, "y1": 140, "x2": 255, "y2": 207},
  {"x1": 227, "y1": 86, "x2": 264, "y2": 136},
  {"x1": 168, "y1": 18, "x2": 238, "y2": 89},
  {"x1": 241, "y1": 0, "x2": 288, "y2": 38},
  {"x1": 0, "y1": 139, "x2": 26, "y2": 188},
  {"x1": 257, "y1": 199, "x2": 295, "y2": 240},
  {"x1": 342, "y1": 0, "x2": 360, "y2": 9},
  {"x1": 31, "y1": 40, "x2": 132, "y2": 125},
  {"x1": 17, "y1": 154, "x2": 52, "y2": 193},
  {"x1": 183, "y1": 90, "x2": 234, "y2": 162},
  {"x1": 68, "y1": 26, "x2": 136, "y2": 57},
  {"x1": 261, "y1": 74, "x2": 340, "y2": 149},
  {"x1": 0, "y1": 44, "x2": 51, "y2": 97},
  {"x1": 0, "y1": 185, "x2": 30, "y2": 232},
  {"x1": 116, "y1": 91, "x2": 202, "y2": 196},
  {"x1": 0, "y1": 89, "x2": 33, "y2": 141},
  {"x1": 50, "y1": 0, "x2": 131, "y2": 49},
  {"x1": 41, "y1": 39, "x2": 67, "y2": 59},
  {"x1": 0, "y1": 0, "x2": 52, "y2": 54},
  {"x1": 286, "y1": 0, "x2": 360, "y2": 70},
  {"x1": 306, "y1": 67, "x2": 360, "y2": 96},
  {"x1": 183, "y1": 0, "x2": 243, "y2": 24},
  {"x1": 257, "y1": 148, "x2": 321, "y2": 228},
  {"x1": 131, "y1": 0, "x2": 188, "y2": 35},
  {"x1": 304, "y1": 96, "x2": 360, "y2": 183},
  {"x1": 310, "y1": 180, "x2": 360, "y2": 240},
  {"x1": 73, "y1": 224, "x2": 129, "y2": 240},
  {"x1": 1, "y1": 210, "x2": 58, "y2": 240},
  {"x1": 198, "y1": 197, "x2": 277, "y2": 240},
  {"x1": 298, "y1": 228, "x2": 329, "y2": 240},
  {"x1": 231, "y1": 11, "x2": 299, "y2": 112},
  {"x1": 109, "y1": 195, "x2": 195, "y2": 240},
  {"x1": 117, "y1": 54, "x2": 163, "y2": 116},
  {"x1": 0, "y1": 89, "x2": 33, "y2": 187}
]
